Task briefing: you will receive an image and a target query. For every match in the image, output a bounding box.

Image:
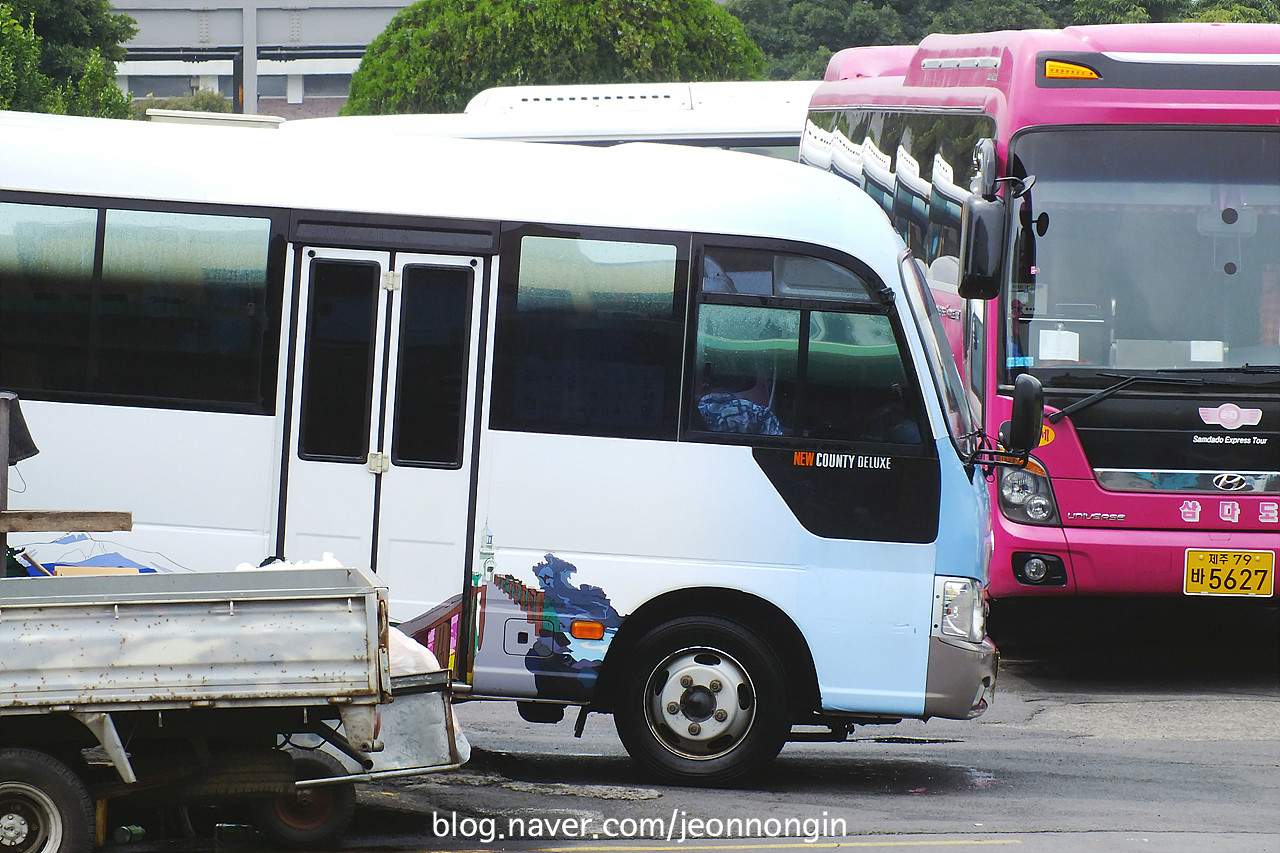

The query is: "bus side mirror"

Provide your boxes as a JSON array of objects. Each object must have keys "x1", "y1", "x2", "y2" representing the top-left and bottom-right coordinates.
[
  {"x1": 957, "y1": 194, "x2": 1005, "y2": 300},
  {"x1": 970, "y1": 139, "x2": 997, "y2": 198},
  {"x1": 1003, "y1": 373, "x2": 1044, "y2": 454}
]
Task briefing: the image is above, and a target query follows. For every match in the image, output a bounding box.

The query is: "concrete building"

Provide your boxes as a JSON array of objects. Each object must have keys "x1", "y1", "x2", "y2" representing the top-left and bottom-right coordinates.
[{"x1": 113, "y1": 0, "x2": 408, "y2": 116}]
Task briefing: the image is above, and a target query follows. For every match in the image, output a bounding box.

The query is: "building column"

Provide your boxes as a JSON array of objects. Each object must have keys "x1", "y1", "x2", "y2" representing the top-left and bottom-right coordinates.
[{"x1": 240, "y1": 0, "x2": 259, "y2": 114}]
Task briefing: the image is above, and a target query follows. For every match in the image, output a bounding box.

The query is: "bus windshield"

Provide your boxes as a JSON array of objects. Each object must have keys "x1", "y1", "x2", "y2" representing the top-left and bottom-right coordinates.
[
  {"x1": 1003, "y1": 127, "x2": 1280, "y2": 388},
  {"x1": 901, "y1": 254, "x2": 978, "y2": 456}
]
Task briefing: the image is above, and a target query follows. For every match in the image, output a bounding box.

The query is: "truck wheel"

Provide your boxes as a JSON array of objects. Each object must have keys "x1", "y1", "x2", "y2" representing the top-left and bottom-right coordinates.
[
  {"x1": 251, "y1": 751, "x2": 355, "y2": 848},
  {"x1": 0, "y1": 748, "x2": 94, "y2": 853},
  {"x1": 613, "y1": 616, "x2": 789, "y2": 786},
  {"x1": 165, "y1": 750, "x2": 295, "y2": 802}
]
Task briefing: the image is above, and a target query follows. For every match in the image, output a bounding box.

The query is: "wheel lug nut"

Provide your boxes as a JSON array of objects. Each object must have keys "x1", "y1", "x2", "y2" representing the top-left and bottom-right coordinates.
[
  {"x1": 680, "y1": 675, "x2": 693, "y2": 688},
  {"x1": 667, "y1": 702, "x2": 680, "y2": 715},
  {"x1": 714, "y1": 709, "x2": 728, "y2": 722},
  {"x1": 688, "y1": 723, "x2": 701, "y2": 736},
  {"x1": 709, "y1": 679, "x2": 722, "y2": 692}
]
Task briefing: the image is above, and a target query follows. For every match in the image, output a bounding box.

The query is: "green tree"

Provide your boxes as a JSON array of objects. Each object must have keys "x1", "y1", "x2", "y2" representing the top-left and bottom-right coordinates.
[
  {"x1": 1068, "y1": 0, "x2": 1151, "y2": 21},
  {"x1": 1, "y1": 2, "x2": 130, "y2": 117},
  {"x1": 728, "y1": 0, "x2": 1076, "y2": 80},
  {"x1": 727, "y1": 0, "x2": 906, "y2": 79},
  {"x1": 1185, "y1": 0, "x2": 1280, "y2": 20},
  {"x1": 730, "y1": 0, "x2": 1275, "y2": 80},
  {"x1": 1, "y1": 4, "x2": 56, "y2": 110},
  {"x1": 931, "y1": 0, "x2": 1057, "y2": 32},
  {"x1": 344, "y1": 0, "x2": 767, "y2": 115},
  {"x1": 1067, "y1": 0, "x2": 1192, "y2": 21},
  {"x1": 9, "y1": 0, "x2": 135, "y2": 81},
  {"x1": 129, "y1": 88, "x2": 232, "y2": 119},
  {"x1": 60, "y1": 44, "x2": 128, "y2": 116}
]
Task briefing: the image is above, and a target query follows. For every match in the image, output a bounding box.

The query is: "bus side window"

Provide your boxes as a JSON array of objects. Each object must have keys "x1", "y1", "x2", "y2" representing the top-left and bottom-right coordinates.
[
  {"x1": 694, "y1": 303, "x2": 798, "y2": 436},
  {"x1": 491, "y1": 231, "x2": 685, "y2": 439},
  {"x1": 0, "y1": 201, "x2": 280, "y2": 413},
  {"x1": 692, "y1": 247, "x2": 924, "y2": 445},
  {"x1": 804, "y1": 311, "x2": 923, "y2": 445}
]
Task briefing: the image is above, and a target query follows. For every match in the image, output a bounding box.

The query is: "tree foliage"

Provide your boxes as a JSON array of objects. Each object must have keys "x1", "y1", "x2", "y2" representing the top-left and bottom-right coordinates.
[
  {"x1": 1068, "y1": 0, "x2": 1152, "y2": 22},
  {"x1": 0, "y1": 1, "x2": 130, "y2": 117},
  {"x1": 9, "y1": 0, "x2": 135, "y2": 80},
  {"x1": 728, "y1": 0, "x2": 1276, "y2": 79},
  {"x1": 1069, "y1": 0, "x2": 1197, "y2": 21},
  {"x1": 930, "y1": 0, "x2": 1056, "y2": 33},
  {"x1": 0, "y1": 4, "x2": 57, "y2": 111},
  {"x1": 1185, "y1": 0, "x2": 1279, "y2": 19},
  {"x1": 725, "y1": 0, "x2": 905, "y2": 79},
  {"x1": 58, "y1": 43, "x2": 129, "y2": 116},
  {"x1": 344, "y1": 0, "x2": 767, "y2": 115},
  {"x1": 129, "y1": 88, "x2": 232, "y2": 119}
]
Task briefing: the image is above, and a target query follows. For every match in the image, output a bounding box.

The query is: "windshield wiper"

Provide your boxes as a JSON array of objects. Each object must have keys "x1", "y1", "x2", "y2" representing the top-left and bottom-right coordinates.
[
  {"x1": 1129, "y1": 365, "x2": 1280, "y2": 392},
  {"x1": 1154, "y1": 364, "x2": 1280, "y2": 375},
  {"x1": 1046, "y1": 372, "x2": 1206, "y2": 423}
]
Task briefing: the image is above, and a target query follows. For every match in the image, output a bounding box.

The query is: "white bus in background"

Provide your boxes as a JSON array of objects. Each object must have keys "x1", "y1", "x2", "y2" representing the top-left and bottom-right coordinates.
[
  {"x1": 281, "y1": 80, "x2": 820, "y2": 159},
  {"x1": 0, "y1": 111, "x2": 1041, "y2": 785}
]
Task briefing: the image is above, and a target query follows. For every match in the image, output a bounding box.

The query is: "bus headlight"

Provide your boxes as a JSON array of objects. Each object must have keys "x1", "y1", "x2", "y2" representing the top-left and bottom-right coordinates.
[
  {"x1": 998, "y1": 461, "x2": 1059, "y2": 526},
  {"x1": 935, "y1": 578, "x2": 986, "y2": 643}
]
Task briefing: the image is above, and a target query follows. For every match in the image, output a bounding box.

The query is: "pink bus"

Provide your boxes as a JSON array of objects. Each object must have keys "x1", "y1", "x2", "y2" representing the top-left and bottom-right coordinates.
[{"x1": 802, "y1": 24, "x2": 1279, "y2": 599}]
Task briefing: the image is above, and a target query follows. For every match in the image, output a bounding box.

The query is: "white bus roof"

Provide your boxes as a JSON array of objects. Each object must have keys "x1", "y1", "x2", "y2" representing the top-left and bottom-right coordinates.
[
  {"x1": 280, "y1": 80, "x2": 820, "y2": 144},
  {"x1": 465, "y1": 80, "x2": 820, "y2": 114},
  {"x1": 0, "y1": 111, "x2": 902, "y2": 274}
]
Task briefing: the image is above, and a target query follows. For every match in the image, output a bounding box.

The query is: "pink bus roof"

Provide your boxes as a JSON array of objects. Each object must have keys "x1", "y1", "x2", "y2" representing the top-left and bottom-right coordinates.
[{"x1": 812, "y1": 24, "x2": 1280, "y2": 131}]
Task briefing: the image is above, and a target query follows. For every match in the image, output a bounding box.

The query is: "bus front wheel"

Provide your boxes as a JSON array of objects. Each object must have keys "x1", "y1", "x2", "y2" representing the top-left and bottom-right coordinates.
[{"x1": 613, "y1": 616, "x2": 788, "y2": 786}]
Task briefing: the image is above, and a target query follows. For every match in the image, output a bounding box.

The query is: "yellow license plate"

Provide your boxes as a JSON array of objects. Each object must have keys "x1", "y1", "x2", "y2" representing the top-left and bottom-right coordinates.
[{"x1": 1184, "y1": 549, "x2": 1275, "y2": 597}]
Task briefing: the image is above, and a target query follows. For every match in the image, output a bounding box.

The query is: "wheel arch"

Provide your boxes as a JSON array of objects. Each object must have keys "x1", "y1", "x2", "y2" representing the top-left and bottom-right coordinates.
[
  {"x1": 595, "y1": 586, "x2": 819, "y2": 719},
  {"x1": 0, "y1": 715, "x2": 98, "y2": 752}
]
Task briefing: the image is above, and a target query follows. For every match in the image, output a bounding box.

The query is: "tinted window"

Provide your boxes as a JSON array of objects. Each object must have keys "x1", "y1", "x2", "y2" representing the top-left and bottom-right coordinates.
[
  {"x1": 693, "y1": 247, "x2": 924, "y2": 445},
  {"x1": 0, "y1": 203, "x2": 98, "y2": 396},
  {"x1": 805, "y1": 310, "x2": 921, "y2": 444},
  {"x1": 694, "y1": 304, "x2": 799, "y2": 436},
  {"x1": 491, "y1": 231, "x2": 686, "y2": 439},
  {"x1": 391, "y1": 265, "x2": 473, "y2": 466},
  {"x1": 703, "y1": 245, "x2": 875, "y2": 303},
  {"x1": 298, "y1": 259, "x2": 380, "y2": 461},
  {"x1": 0, "y1": 200, "x2": 281, "y2": 412}
]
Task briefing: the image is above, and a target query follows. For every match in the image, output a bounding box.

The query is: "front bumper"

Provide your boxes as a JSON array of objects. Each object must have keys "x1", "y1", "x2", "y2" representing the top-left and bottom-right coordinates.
[
  {"x1": 923, "y1": 634, "x2": 999, "y2": 720},
  {"x1": 992, "y1": 517, "x2": 1279, "y2": 597}
]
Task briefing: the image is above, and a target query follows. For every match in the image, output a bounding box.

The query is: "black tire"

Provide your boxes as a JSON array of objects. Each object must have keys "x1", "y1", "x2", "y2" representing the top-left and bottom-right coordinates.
[
  {"x1": 0, "y1": 748, "x2": 94, "y2": 853},
  {"x1": 613, "y1": 616, "x2": 789, "y2": 786},
  {"x1": 251, "y1": 751, "x2": 355, "y2": 848}
]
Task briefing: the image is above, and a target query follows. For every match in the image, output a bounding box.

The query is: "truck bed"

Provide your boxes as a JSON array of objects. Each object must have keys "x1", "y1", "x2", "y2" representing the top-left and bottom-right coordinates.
[{"x1": 0, "y1": 566, "x2": 389, "y2": 713}]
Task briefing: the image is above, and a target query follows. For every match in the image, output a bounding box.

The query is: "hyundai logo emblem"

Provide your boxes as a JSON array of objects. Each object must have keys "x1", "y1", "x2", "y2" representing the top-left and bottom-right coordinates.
[
  {"x1": 1212, "y1": 473, "x2": 1251, "y2": 492},
  {"x1": 1199, "y1": 403, "x2": 1262, "y2": 430}
]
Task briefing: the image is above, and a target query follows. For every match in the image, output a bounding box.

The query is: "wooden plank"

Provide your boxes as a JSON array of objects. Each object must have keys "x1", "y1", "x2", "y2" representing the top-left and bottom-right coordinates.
[{"x1": 0, "y1": 510, "x2": 133, "y2": 533}]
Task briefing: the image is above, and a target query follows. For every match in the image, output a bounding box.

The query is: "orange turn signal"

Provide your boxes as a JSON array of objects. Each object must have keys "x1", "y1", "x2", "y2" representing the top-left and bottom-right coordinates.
[
  {"x1": 990, "y1": 454, "x2": 1049, "y2": 477},
  {"x1": 1045, "y1": 60, "x2": 1099, "y2": 80},
  {"x1": 570, "y1": 620, "x2": 606, "y2": 640}
]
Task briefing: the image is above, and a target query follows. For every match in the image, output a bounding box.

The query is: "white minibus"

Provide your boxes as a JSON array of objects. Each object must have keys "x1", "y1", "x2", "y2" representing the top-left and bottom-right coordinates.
[{"x1": 0, "y1": 111, "x2": 1039, "y2": 783}]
